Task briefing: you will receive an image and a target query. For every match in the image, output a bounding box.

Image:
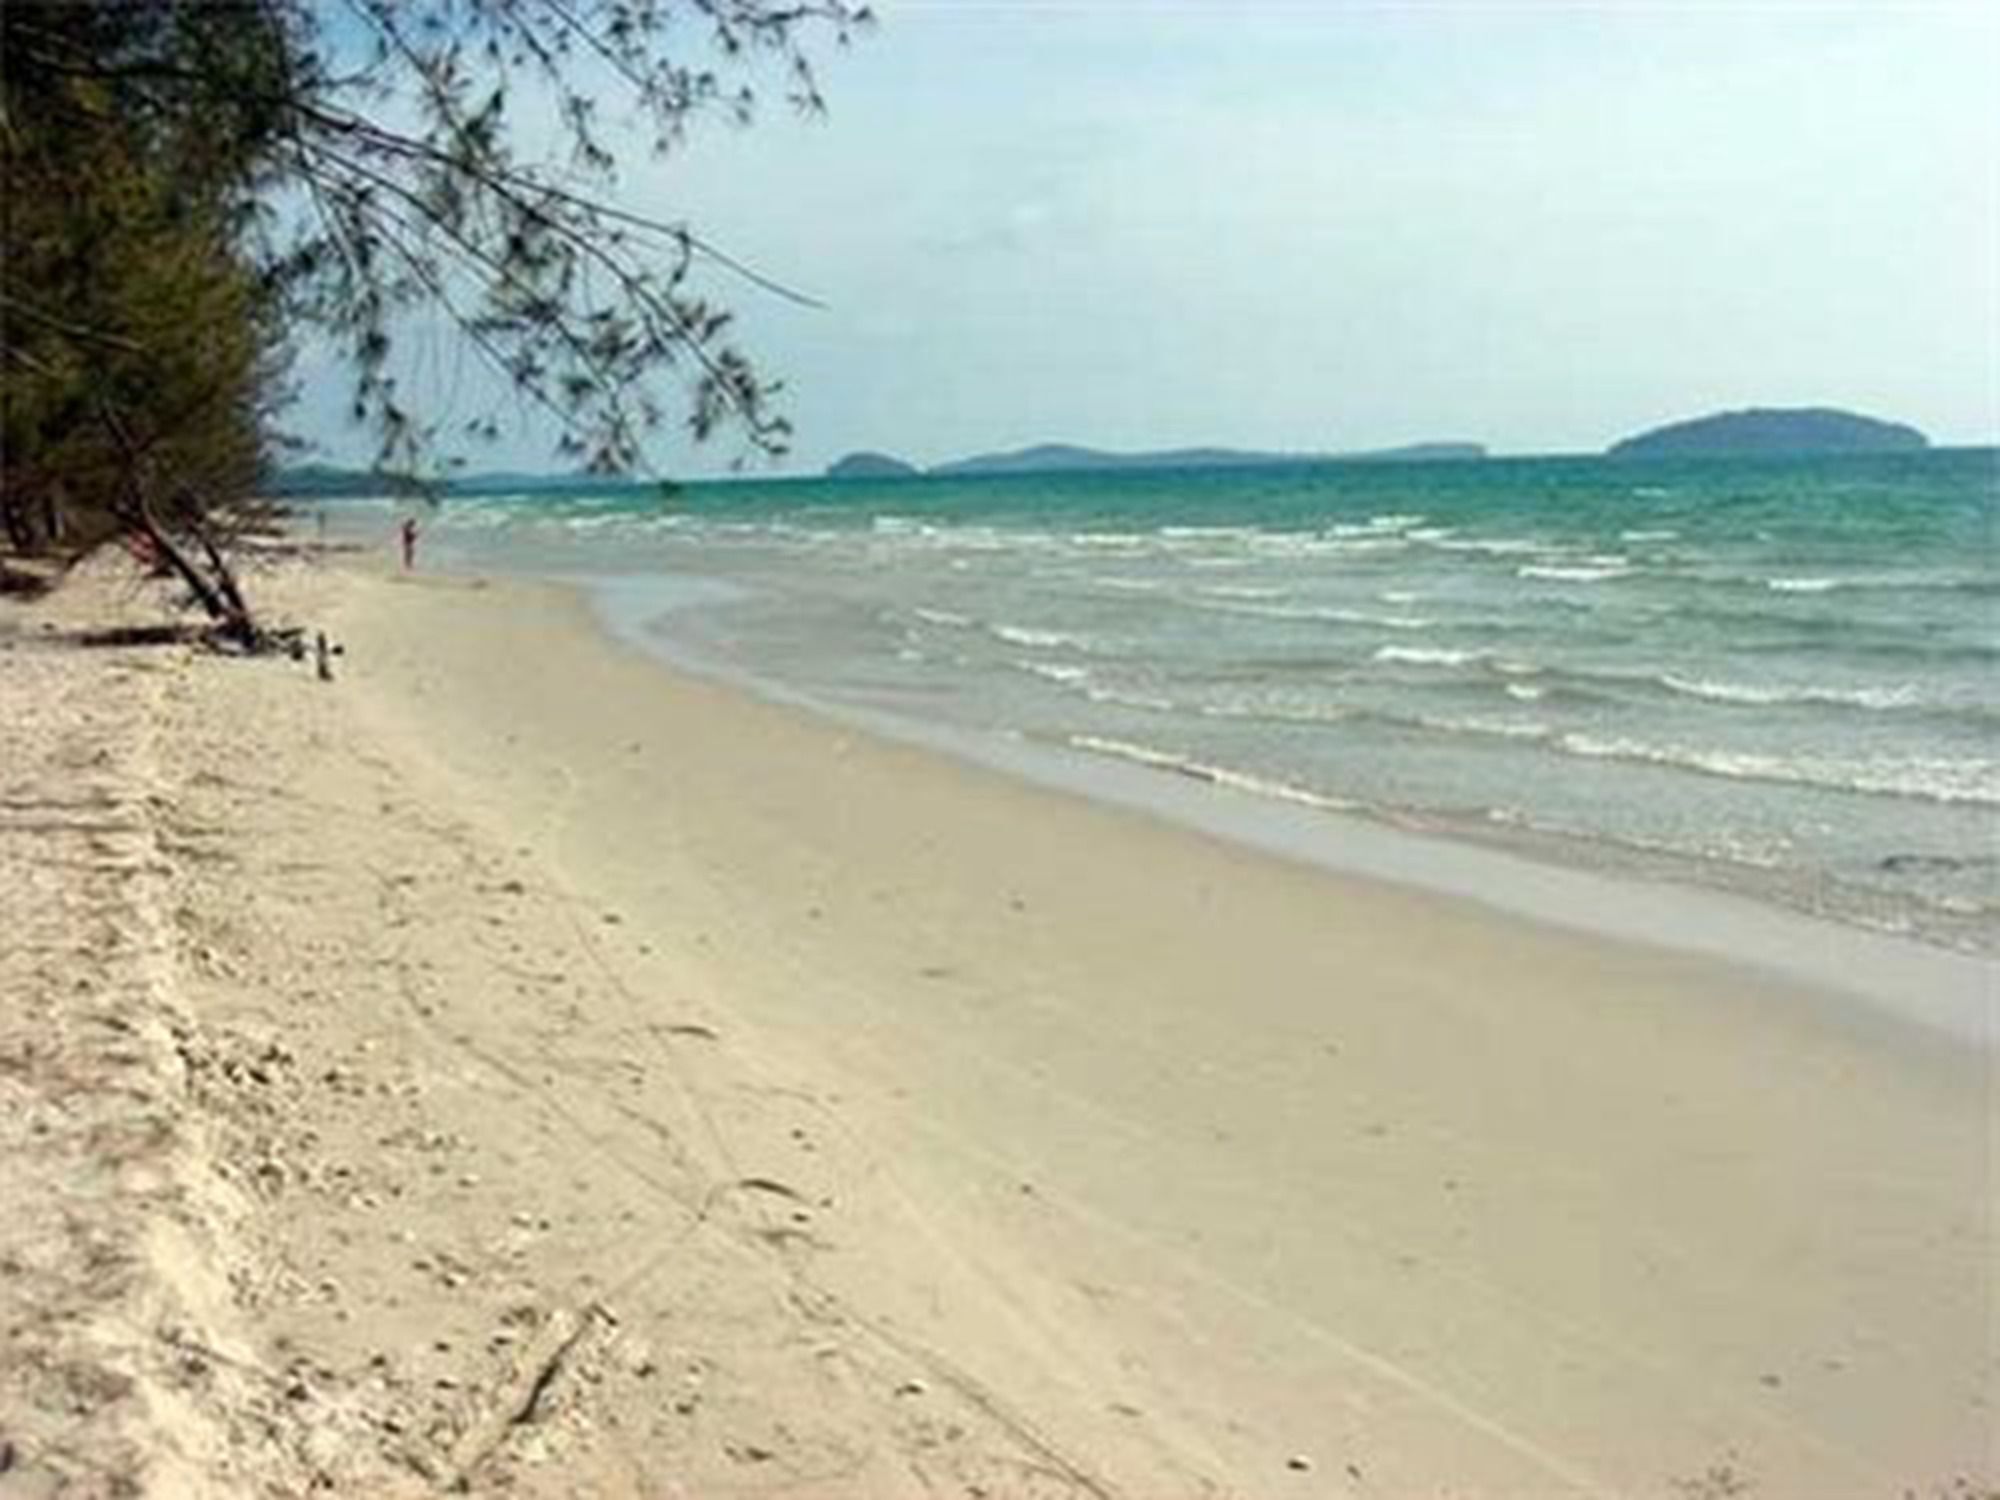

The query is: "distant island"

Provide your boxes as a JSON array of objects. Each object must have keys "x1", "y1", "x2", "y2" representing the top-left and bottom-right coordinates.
[
  {"x1": 1332, "y1": 441, "x2": 1489, "y2": 464},
  {"x1": 1609, "y1": 407, "x2": 1929, "y2": 458},
  {"x1": 826, "y1": 451, "x2": 920, "y2": 479},
  {"x1": 826, "y1": 440, "x2": 1486, "y2": 479}
]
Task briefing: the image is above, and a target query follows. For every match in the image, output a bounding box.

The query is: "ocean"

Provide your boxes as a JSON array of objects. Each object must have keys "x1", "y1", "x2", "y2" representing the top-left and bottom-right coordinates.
[{"x1": 337, "y1": 447, "x2": 1999, "y2": 953}]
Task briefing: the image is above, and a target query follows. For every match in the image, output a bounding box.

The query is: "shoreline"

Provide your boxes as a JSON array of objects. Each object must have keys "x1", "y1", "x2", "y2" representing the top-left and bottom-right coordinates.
[
  {"x1": 346, "y1": 444, "x2": 2000, "y2": 967},
  {"x1": 6, "y1": 553, "x2": 1992, "y2": 1495},
  {"x1": 394, "y1": 527, "x2": 2000, "y2": 967},
  {"x1": 580, "y1": 568, "x2": 1992, "y2": 1044}
]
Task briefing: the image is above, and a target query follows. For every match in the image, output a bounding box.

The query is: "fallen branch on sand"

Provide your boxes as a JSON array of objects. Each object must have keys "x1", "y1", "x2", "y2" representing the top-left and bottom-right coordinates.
[{"x1": 445, "y1": 1306, "x2": 599, "y2": 1490}]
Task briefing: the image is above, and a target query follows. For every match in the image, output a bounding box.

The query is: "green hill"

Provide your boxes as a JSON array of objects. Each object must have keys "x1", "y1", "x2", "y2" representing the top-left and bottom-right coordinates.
[{"x1": 1609, "y1": 408, "x2": 1928, "y2": 457}]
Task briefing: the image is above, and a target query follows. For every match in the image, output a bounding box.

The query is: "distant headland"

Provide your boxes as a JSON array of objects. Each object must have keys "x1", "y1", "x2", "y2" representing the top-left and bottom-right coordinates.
[
  {"x1": 826, "y1": 440, "x2": 1487, "y2": 479},
  {"x1": 1608, "y1": 407, "x2": 1929, "y2": 458}
]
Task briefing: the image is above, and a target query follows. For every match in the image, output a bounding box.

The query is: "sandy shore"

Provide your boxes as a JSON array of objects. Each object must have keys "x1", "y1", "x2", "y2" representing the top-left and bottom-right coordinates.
[{"x1": 2, "y1": 555, "x2": 1992, "y2": 1497}]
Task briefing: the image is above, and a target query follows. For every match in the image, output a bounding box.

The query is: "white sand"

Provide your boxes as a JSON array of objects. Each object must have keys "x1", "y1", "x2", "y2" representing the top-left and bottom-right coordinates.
[{"x1": 3, "y1": 555, "x2": 1992, "y2": 1497}]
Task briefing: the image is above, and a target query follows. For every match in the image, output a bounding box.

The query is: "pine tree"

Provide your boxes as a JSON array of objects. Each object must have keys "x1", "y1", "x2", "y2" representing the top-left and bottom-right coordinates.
[{"x1": 1, "y1": 2, "x2": 866, "y2": 620}]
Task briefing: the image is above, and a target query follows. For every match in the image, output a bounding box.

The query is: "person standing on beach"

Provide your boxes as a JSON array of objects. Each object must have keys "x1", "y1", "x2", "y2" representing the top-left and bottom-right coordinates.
[{"x1": 399, "y1": 515, "x2": 420, "y2": 570}]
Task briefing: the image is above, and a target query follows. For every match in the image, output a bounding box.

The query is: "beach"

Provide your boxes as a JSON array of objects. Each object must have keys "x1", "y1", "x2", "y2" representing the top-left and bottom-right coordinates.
[{"x1": 2, "y1": 554, "x2": 1992, "y2": 1497}]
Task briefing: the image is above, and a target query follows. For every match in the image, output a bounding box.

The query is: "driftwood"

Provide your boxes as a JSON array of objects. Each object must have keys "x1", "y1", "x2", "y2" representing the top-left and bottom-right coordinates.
[
  {"x1": 64, "y1": 620, "x2": 313, "y2": 656},
  {"x1": 0, "y1": 559, "x2": 58, "y2": 597},
  {"x1": 445, "y1": 1307, "x2": 595, "y2": 1489},
  {"x1": 72, "y1": 623, "x2": 208, "y2": 648}
]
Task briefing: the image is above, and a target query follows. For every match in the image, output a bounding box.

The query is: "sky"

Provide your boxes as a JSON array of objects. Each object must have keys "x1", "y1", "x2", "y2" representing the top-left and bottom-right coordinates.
[{"x1": 292, "y1": 0, "x2": 2000, "y2": 476}]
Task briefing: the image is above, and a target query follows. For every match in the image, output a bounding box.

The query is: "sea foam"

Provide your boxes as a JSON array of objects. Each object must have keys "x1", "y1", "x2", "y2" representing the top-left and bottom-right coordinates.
[
  {"x1": 1556, "y1": 735, "x2": 2000, "y2": 805},
  {"x1": 1373, "y1": 645, "x2": 1483, "y2": 667},
  {"x1": 1069, "y1": 736, "x2": 1360, "y2": 811},
  {"x1": 1658, "y1": 675, "x2": 1920, "y2": 711}
]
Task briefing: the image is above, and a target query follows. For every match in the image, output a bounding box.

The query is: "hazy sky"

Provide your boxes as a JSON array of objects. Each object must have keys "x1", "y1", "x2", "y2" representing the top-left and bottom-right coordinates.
[{"x1": 294, "y1": 1, "x2": 1999, "y2": 475}]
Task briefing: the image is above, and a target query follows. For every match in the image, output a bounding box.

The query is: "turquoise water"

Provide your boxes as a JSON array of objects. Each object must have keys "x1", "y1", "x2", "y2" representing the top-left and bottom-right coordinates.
[{"x1": 362, "y1": 448, "x2": 1999, "y2": 949}]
